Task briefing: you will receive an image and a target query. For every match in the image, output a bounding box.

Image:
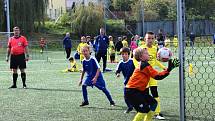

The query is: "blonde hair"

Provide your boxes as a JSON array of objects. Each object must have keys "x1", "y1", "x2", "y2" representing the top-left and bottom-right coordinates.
[
  {"x1": 133, "y1": 47, "x2": 147, "y2": 61},
  {"x1": 82, "y1": 45, "x2": 91, "y2": 52}
]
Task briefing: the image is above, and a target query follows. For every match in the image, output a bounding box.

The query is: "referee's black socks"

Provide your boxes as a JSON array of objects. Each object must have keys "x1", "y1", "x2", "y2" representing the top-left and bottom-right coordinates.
[
  {"x1": 13, "y1": 73, "x2": 18, "y2": 86},
  {"x1": 21, "y1": 73, "x2": 26, "y2": 86}
]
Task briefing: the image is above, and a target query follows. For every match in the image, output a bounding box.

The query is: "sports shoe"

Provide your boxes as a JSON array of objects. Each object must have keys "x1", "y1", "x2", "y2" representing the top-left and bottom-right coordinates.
[
  {"x1": 9, "y1": 85, "x2": 17, "y2": 89},
  {"x1": 124, "y1": 108, "x2": 133, "y2": 113},
  {"x1": 110, "y1": 101, "x2": 115, "y2": 106},
  {"x1": 23, "y1": 85, "x2": 27, "y2": 89},
  {"x1": 80, "y1": 101, "x2": 89, "y2": 107},
  {"x1": 155, "y1": 114, "x2": 165, "y2": 120}
]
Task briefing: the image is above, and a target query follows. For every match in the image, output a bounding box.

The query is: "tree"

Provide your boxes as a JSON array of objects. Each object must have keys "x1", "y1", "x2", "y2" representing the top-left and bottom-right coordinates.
[
  {"x1": 0, "y1": 0, "x2": 48, "y2": 33},
  {"x1": 112, "y1": 0, "x2": 134, "y2": 11},
  {"x1": 131, "y1": 0, "x2": 176, "y2": 21},
  {"x1": 70, "y1": 4, "x2": 104, "y2": 36},
  {"x1": 0, "y1": 0, "x2": 6, "y2": 31},
  {"x1": 185, "y1": 0, "x2": 215, "y2": 19}
]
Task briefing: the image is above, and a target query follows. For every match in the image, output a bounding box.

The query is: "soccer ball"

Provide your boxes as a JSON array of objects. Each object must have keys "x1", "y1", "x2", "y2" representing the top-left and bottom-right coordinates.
[{"x1": 157, "y1": 47, "x2": 173, "y2": 62}]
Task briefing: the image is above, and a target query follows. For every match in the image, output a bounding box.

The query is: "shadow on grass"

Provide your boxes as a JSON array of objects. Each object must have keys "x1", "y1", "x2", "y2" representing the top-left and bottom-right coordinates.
[
  {"x1": 158, "y1": 111, "x2": 179, "y2": 121},
  {"x1": 82, "y1": 105, "x2": 126, "y2": 111},
  {"x1": 25, "y1": 87, "x2": 81, "y2": 92}
]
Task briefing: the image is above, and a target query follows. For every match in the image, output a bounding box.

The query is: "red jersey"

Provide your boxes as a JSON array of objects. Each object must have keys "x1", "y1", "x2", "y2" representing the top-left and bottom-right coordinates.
[
  {"x1": 126, "y1": 61, "x2": 169, "y2": 91},
  {"x1": 8, "y1": 36, "x2": 28, "y2": 55},
  {"x1": 40, "y1": 40, "x2": 46, "y2": 47}
]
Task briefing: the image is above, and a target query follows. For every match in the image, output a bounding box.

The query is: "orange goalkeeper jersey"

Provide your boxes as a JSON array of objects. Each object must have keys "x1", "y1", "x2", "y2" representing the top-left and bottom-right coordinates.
[{"x1": 126, "y1": 61, "x2": 169, "y2": 91}]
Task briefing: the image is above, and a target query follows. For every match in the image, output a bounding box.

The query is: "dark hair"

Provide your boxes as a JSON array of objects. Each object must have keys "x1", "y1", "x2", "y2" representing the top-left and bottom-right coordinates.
[
  {"x1": 120, "y1": 47, "x2": 130, "y2": 55},
  {"x1": 13, "y1": 26, "x2": 20, "y2": 30},
  {"x1": 123, "y1": 36, "x2": 127, "y2": 40},
  {"x1": 68, "y1": 57, "x2": 74, "y2": 61},
  {"x1": 146, "y1": 31, "x2": 154, "y2": 35}
]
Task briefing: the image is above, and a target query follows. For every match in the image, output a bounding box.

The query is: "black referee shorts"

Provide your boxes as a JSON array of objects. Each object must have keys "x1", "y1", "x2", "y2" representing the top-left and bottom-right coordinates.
[
  {"x1": 125, "y1": 88, "x2": 157, "y2": 113},
  {"x1": 10, "y1": 54, "x2": 26, "y2": 69}
]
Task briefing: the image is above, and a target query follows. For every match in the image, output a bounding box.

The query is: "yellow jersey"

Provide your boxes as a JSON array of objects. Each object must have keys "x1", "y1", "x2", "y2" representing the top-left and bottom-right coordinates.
[
  {"x1": 77, "y1": 42, "x2": 88, "y2": 54},
  {"x1": 173, "y1": 37, "x2": 178, "y2": 47},
  {"x1": 140, "y1": 44, "x2": 166, "y2": 69},
  {"x1": 122, "y1": 40, "x2": 128, "y2": 47}
]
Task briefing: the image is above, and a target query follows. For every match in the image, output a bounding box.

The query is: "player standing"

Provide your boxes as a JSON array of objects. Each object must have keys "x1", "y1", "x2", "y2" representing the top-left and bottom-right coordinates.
[
  {"x1": 6, "y1": 26, "x2": 29, "y2": 89},
  {"x1": 115, "y1": 47, "x2": 135, "y2": 113},
  {"x1": 79, "y1": 45, "x2": 115, "y2": 106}
]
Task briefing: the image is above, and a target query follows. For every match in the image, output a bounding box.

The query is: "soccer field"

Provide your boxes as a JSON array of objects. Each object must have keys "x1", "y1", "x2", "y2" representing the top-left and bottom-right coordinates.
[{"x1": 0, "y1": 50, "x2": 180, "y2": 121}]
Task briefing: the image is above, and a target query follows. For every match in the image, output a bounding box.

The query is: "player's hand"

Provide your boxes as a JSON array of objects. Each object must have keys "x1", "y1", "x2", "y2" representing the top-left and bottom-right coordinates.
[
  {"x1": 92, "y1": 78, "x2": 97, "y2": 85},
  {"x1": 79, "y1": 80, "x2": 82, "y2": 86},
  {"x1": 167, "y1": 58, "x2": 180, "y2": 72},
  {"x1": 25, "y1": 54, "x2": 30, "y2": 61},
  {"x1": 6, "y1": 56, "x2": 9, "y2": 62},
  {"x1": 116, "y1": 73, "x2": 120, "y2": 77}
]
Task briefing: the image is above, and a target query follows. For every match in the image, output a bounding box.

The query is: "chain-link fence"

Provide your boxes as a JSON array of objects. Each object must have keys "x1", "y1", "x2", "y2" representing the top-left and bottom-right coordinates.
[{"x1": 184, "y1": 36, "x2": 215, "y2": 121}]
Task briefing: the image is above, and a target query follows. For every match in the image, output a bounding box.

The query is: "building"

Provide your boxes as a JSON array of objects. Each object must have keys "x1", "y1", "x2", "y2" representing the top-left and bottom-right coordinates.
[{"x1": 47, "y1": 0, "x2": 104, "y2": 20}]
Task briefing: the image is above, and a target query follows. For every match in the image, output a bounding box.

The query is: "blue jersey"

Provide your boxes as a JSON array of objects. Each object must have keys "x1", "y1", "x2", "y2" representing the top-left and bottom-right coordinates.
[
  {"x1": 116, "y1": 59, "x2": 135, "y2": 85},
  {"x1": 94, "y1": 35, "x2": 109, "y2": 53},
  {"x1": 63, "y1": 36, "x2": 72, "y2": 48},
  {"x1": 82, "y1": 56, "x2": 105, "y2": 86}
]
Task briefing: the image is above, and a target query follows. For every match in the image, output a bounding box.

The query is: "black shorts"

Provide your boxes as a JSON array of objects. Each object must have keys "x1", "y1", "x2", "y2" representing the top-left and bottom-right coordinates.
[
  {"x1": 125, "y1": 88, "x2": 157, "y2": 113},
  {"x1": 10, "y1": 54, "x2": 26, "y2": 69}
]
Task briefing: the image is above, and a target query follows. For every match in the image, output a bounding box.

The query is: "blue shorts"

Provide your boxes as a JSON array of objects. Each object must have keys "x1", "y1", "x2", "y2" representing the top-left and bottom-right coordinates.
[{"x1": 82, "y1": 77, "x2": 106, "y2": 88}]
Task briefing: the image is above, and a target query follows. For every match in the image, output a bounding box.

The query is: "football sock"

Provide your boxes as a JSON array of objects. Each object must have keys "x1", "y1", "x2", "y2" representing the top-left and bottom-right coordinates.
[
  {"x1": 133, "y1": 112, "x2": 147, "y2": 121},
  {"x1": 155, "y1": 97, "x2": 161, "y2": 115},
  {"x1": 82, "y1": 85, "x2": 88, "y2": 102},
  {"x1": 96, "y1": 85, "x2": 113, "y2": 103},
  {"x1": 13, "y1": 73, "x2": 18, "y2": 86},
  {"x1": 21, "y1": 73, "x2": 26, "y2": 86},
  {"x1": 144, "y1": 111, "x2": 155, "y2": 121}
]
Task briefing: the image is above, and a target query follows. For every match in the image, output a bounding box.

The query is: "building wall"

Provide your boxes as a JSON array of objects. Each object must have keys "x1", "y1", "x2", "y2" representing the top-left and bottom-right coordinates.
[
  {"x1": 47, "y1": 0, "x2": 66, "y2": 20},
  {"x1": 47, "y1": 0, "x2": 102, "y2": 20}
]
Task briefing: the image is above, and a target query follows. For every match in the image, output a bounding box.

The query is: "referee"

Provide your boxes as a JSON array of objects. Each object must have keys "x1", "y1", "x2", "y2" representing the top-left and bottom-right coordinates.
[{"x1": 6, "y1": 26, "x2": 29, "y2": 89}]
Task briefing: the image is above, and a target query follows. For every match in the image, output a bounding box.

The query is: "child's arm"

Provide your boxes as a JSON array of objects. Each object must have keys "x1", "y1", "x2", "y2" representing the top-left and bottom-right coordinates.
[
  {"x1": 92, "y1": 68, "x2": 100, "y2": 84},
  {"x1": 115, "y1": 62, "x2": 122, "y2": 77},
  {"x1": 143, "y1": 58, "x2": 179, "y2": 80},
  {"x1": 79, "y1": 70, "x2": 85, "y2": 86}
]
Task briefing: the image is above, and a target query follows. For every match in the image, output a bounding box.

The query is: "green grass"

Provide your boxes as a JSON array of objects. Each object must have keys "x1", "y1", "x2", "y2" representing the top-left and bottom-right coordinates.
[
  {"x1": 0, "y1": 50, "x2": 180, "y2": 121},
  {"x1": 1, "y1": 45, "x2": 215, "y2": 121}
]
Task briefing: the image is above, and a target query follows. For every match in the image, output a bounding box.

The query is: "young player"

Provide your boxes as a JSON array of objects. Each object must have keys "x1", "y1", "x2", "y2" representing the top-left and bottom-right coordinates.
[
  {"x1": 173, "y1": 35, "x2": 178, "y2": 53},
  {"x1": 122, "y1": 36, "x2": 128, "y2": 47},
  {"x1": 62, "y1": 57, "x2": 78, "y2": 72},
  {"x1": 79, "y1": 45, "x2": 115, "y2": 106},
  {"x1": 77, "y1": 36, "x2": 88, "y2": 62},
  {"x1": 164, "y1": 36, "x2": 171, "y2": 48},
  {"x1": 109, "y1": 46, "x2": 115, "y2": 63},
  {"x1": 125, "y1": 47, "x2": 179, "y2": 121},
  {"x1": 140, "y1": 31, "x2": 167, "y2": 120},
  {"x1": 115, "y1": 47, "x2": 135, "y2": 113},
  {"x1": 108, "y1": 36, "x2": 115, "y2": 63},
  {"x1": 39, "y1": 37, "x2": 46, "y2": 54}
]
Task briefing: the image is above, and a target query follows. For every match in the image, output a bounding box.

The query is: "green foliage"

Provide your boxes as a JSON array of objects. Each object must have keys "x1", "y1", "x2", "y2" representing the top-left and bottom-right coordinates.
[
  {"x1": 131, "y1": 0, "x2": 176, "y2": 20},
  {"x1": 112, "y1": 0, "x2": 134, "y2": 11},
  {"x1": 0, "y1": 0, "x2": 5, "y2": 31},
  {"x1": 185, "y1": 0, "x2": 215, "y2": 20},
  {"x1": 106, "y1": 19, "x2": 126, "y2": 36},
  {"x1": 70, "y1": 5, "x2": 104, "y2": 36},
  {"x1": 0, "y1": 0, "x2": 48, "y2": 33}
]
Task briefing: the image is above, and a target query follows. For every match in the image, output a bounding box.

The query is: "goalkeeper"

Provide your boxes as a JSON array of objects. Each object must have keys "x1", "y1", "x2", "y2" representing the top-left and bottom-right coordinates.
[{"x1": 125, "y1": 47, "x2": 179, "y2": 121}]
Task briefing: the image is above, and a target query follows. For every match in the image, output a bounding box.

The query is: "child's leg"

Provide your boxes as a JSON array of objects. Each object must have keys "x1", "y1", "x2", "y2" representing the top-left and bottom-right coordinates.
[
  {"x1": 133, "y1": 112, "x2": 147, "y2": 121},
  {"x1": 124, "y1": 87, "x2": 133, "y2": 109},
  {"x1": 95, "y1": 85, "x2": 114, "y2": 103},
  {"x1": 82, "y1": 85, "x2": 88, "y2": 103},
  {"x1": 144, "y1": 111, "x2": 156, "y2": 121},
  {"x1": 150, "y1": 86, "x2": 160, "y2": 115}
]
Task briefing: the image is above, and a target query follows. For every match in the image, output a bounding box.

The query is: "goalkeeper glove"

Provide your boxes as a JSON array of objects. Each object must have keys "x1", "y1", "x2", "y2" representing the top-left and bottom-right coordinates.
[{"x1": 167, "y1": 58, "x2": 180, "y2": 72}]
